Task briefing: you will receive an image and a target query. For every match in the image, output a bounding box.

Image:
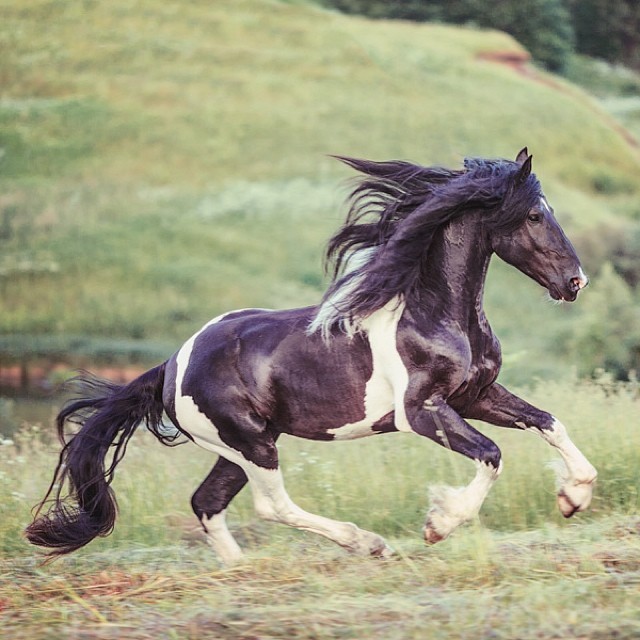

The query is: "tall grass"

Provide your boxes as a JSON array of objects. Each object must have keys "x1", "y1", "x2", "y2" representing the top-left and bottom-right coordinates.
[{"x1": 2, "y1": 377, "x2": 637, "y2": 559}]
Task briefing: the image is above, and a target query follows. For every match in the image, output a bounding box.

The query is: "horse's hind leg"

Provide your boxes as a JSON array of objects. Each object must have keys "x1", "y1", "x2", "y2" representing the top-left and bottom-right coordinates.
[
  {"x1": 191, "y1": 457, "x2": 247, "y2": 565},
  {"x1": 180, "y1": 410, "x2": 392, "y2": 558},
  {"x1": 245, "y1": 464, "x2": 393, "y2": 557}
]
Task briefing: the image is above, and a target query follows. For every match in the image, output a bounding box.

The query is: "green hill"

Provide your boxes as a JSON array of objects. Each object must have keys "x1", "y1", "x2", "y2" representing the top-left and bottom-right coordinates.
[{"x1": 2, "y1": 0, "x2": 640, "y2": 381}]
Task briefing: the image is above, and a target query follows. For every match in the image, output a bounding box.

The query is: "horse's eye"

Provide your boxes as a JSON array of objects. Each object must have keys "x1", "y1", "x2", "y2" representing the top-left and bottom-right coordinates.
[{"x1": 528, "y1": 212, "x2": 542, "y2": 223}]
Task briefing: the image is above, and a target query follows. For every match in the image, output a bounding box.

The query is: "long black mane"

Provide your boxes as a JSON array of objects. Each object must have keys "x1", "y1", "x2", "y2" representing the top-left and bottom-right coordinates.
[{"x1": 310, "y1": 155, "x2": 542, "y2": 337}]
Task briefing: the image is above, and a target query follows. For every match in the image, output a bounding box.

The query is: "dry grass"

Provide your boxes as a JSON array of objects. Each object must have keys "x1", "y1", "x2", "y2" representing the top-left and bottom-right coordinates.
[{"x1": 2, "y1": 517, "x2": 640, "y2": 639}]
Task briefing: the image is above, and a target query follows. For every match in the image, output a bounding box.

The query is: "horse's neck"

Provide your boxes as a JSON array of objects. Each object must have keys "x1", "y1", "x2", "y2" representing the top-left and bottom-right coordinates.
[{"x1": 419, "y1": 214, "x2": 492, "y2": 324}]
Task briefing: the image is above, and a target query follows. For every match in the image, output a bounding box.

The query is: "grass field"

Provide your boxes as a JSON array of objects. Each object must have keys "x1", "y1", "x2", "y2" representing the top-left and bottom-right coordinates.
[
  {"x1": 2, "y1": 378, "x2": 639, "y2": 638},
  {"x1": 3, "y1": 517, "x2": 640, "y2": 639}
]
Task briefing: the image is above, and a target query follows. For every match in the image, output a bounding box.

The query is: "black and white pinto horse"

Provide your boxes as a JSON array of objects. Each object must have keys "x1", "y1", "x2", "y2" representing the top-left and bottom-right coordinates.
[{"x1": 27, "y1": 149, "x2": 597, "y2": 564}]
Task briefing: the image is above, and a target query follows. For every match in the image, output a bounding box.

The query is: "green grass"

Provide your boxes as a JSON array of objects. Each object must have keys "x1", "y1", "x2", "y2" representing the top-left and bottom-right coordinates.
[
  {"x1": 565, "y1": 55, "x2": 640, "y2": 141},
  {"x1": 3, "y1": 379, "x2": 639, "y2": 547},
  {"x1": 2, "y1": 0, "x2": 640, "y2": 380},
  {"x1": 1, "y1": 378, "x2": 639, "y2": 638}
]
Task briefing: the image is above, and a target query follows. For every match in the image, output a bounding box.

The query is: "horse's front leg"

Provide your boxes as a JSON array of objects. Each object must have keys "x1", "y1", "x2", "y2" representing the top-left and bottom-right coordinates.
[
  {"x1": 464, "y1": 383, "x2": 597, "y2": 517},
  {"x1": 405, "y1": 395, "x2": 503, "y2": 544}
]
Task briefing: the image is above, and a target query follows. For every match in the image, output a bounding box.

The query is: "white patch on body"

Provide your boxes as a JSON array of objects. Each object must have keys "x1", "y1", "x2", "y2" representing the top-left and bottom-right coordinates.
[
  {"x1": 328, "y1": 297, "x2": 411, "y2": 439},
  {"x1": 308, "y1": 247, "x2": 377, "y2": 341},
  {"x1": 174, "y1": 310, "x2": 268, "y2": 468}
]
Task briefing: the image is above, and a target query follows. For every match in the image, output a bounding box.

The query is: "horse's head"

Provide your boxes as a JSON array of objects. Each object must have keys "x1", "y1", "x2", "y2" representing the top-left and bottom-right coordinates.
[{"x1": 490, "y1": 151, "x2": 588, "y2": 302}]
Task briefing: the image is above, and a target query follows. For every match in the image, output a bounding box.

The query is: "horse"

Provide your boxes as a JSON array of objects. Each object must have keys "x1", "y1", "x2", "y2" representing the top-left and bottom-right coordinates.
[{"x1": 26, "y1": 149, "x2": 597, "y2": 564}]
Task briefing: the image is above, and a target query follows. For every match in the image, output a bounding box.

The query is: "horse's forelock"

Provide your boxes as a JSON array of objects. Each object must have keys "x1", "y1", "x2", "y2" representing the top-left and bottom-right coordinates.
[{"x1": 485, "y1": 164, "x2": 542, "y2": 232}]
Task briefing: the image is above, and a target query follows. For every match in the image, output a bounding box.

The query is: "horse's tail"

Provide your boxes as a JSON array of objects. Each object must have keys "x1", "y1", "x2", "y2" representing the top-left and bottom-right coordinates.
[{"x1": 25, "y1": 363, "x2": 173, "y2": 557}]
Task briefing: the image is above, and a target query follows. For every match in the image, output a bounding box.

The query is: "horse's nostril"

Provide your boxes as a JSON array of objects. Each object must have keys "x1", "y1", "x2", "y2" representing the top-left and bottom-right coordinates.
[{"x1": 570, "y1": 276, "x2": 588, "y2": 292}]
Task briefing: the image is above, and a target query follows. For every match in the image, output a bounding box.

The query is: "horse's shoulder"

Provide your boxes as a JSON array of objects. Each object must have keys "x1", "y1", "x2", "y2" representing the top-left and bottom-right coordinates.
[{"x1": 397, "y1": 316, "x2": 472, "y2": 372}]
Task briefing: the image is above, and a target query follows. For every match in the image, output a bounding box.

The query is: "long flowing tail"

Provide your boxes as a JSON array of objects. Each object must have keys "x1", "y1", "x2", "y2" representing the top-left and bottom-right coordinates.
[{"x1": 25, "y1": 363, "x2": 176, "y2": 557}]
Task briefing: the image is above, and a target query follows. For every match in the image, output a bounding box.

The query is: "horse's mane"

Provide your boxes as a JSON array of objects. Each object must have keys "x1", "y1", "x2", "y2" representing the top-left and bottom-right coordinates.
[{"x1": 309, "y1": 153, "x2": 542, "y2": 339}]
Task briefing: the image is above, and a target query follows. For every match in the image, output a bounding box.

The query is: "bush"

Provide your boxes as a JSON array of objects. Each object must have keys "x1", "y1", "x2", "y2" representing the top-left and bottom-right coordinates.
[
  {"x1": 568, "y1": 0, "x2": 640, "y2": 70},
  {"x1": 561, "y1": 263, "x2": 640, "y2": 378}
]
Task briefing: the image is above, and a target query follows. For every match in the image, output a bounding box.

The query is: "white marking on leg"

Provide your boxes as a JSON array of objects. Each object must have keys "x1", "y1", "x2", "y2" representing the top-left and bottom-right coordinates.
[
  {"x1": 424, "y1": 460, "x2": 502, "y2": 543},
  {"x1": 329, "y1": 298, "x2": 411, "y2": 439},
  {"x1": 248, "y1": 466, "x2": 393, "y2": 557},
  {"x1": 423, "y1": 399, "x2": 438, "y2": 412},
  {"x1": 534, "y1": 418, "x2": 597, "y2": 516},
  {"x1": 201, "y1": 511, "x2": 244, "y2": 566}
]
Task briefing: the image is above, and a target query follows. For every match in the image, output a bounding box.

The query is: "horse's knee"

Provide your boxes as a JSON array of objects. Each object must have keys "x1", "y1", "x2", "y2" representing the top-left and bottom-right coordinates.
[
  {"x1": 480, "y1": 442, "x2": 502, "y2": 473},
  {"x1": 191, "y1": 492, "x2": 213, "y2": 522}
]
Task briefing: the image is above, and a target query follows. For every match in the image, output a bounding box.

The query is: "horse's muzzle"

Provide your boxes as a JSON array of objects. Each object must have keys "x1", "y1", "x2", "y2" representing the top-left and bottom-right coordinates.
[{"x1": 551, "y1": 271, "x2": 589, "y2": 302}]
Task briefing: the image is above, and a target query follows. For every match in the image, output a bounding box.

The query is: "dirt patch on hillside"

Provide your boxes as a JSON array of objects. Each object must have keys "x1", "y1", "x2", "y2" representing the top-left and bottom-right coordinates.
[
  {"x1": 478, "y1": 49, "x2": 571, "y2": 91},
  {"x1": 477, "y1": 50, "x2": 639, "y2": 149}
]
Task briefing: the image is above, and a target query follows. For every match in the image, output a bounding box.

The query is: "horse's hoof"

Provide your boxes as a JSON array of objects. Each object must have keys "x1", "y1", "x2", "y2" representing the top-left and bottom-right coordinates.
[
  {"x1": 343, "y1": 530, "x2": 392, "y2": 557},
  {"x1": 372, "y1": 542, "x2": 395, "y2": 558},
  {"x1": 557, "y1": 490, "x2": 579, "y2": 518},
  {"x1": 423, "y1": 520, "x2": 446, "y2": 545},
  {"x1": 557, "y1": 480, "x2": 595, "y2": 518}
]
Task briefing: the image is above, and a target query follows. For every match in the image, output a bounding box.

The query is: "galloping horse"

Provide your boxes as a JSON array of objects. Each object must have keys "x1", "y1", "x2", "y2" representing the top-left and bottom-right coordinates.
[{"x1": 26, "y1": 149, "x2": 597, "y2": 564}]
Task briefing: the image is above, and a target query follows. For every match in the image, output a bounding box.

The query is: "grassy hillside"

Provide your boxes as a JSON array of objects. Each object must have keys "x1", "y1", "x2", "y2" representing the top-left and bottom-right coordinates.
[{"x1": 2, "y1": 0, "x2": 640, "y2": 381}]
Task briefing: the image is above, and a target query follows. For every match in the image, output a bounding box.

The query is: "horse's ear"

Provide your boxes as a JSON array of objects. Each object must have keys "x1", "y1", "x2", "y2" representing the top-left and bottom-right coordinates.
[
  {"x1": 515, "y1": 147, "x2": 529, "y2": 165},
  {"x1": 515, "y1": 154, "x2": 532, "y2": 185}
]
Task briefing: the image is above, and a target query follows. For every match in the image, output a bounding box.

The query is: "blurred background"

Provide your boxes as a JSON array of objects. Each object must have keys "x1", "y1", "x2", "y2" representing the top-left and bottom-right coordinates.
[{"x1": 1, "y1": 0, "x2": 639, "y2": 427}]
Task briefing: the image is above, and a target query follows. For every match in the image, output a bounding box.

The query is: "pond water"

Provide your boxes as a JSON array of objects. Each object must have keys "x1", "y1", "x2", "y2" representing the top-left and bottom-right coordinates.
[{"x1": 0, "y1": 394, "x2": 64, "y2": 438}]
